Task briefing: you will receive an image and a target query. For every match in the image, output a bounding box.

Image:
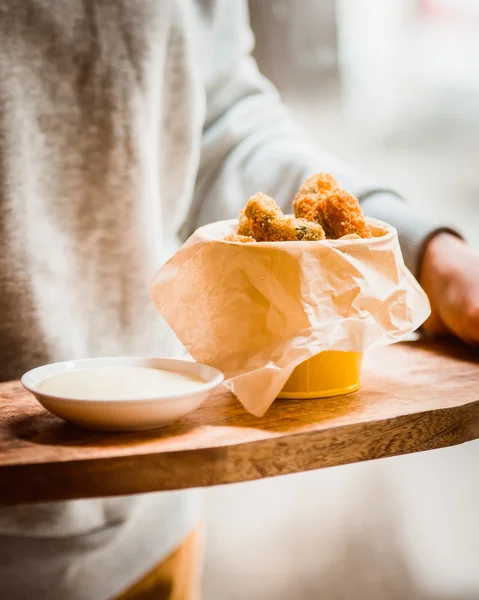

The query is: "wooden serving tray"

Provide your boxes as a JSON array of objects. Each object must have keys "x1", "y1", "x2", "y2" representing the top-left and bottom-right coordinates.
[{"x1": 0, "y1": 340, "x2": 477, "y2": 505}]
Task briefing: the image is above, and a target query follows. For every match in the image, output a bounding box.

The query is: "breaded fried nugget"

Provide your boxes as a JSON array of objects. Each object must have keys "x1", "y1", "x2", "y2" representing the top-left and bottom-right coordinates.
[
  {"x1": 224, "y1": 234, "x2": 256, "y2": 243},
  {"x1": 321, "y1": 190, "x2": 372, "y2": 239},
  {"x1": 298, "y1": 172, "x2": 339, "y2": 196},
  {"x1": 294, "y1": 173, "x2": 339, "y2": 224},
  {"x1": 293, "y1": 192, "x2": 321, "y2": 223},
  {"x1": 294, "y1": 172, "x2": 371, "y2": 239},
  {"x1": 269, "y1": 216, "x2": 325, "y2": 241},
  {"x1": 237, "y1": 209, "x2": 253, "y2": 237},
  {"x1": 245, "y1": 193, "x2": 325, "y2": 241}
]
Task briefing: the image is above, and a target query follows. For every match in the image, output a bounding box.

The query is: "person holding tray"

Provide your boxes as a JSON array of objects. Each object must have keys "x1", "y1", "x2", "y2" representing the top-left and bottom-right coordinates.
[{"x1": 0, "y1": 1, "x2": 478, "y2": 599}]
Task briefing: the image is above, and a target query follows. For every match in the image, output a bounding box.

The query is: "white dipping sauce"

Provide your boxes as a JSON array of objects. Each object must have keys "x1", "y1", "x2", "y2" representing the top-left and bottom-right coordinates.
[{"x1": 37, "y1": 367, "x2": 206, "y2": 400}]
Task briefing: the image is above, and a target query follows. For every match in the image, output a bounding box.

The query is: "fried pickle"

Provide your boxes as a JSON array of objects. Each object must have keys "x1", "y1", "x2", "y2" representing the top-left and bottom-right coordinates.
[
  {"x1": 293, "y1": 192, "x2": 322, "y2": 223},
  {"x1": 321, "y1": 190, "x2": 372, "y2": 239},
  {"x1": 294, "y1": 173, "x2": 371, "y2": 239},
  {"x1": 245, "y1": 193, "x2": 325, "y2": 242},
  {"x1": 294, "y1": 173, "x2": 338, "y2": 226},
  {"x1": 298, "y1": 172, "x2": 339, "y2": 196},
  {"x1": 237, "y1": 209, "x2": 253, "y2": 237}
]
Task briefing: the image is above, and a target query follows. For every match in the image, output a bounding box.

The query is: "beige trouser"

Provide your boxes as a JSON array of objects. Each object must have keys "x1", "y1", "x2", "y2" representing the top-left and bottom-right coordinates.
[{"x1": 115, "y1": 527, "x2": 201, "y2": 600}]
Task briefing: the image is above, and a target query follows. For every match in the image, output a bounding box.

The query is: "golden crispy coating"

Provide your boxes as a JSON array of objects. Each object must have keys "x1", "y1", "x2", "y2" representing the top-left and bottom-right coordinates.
[
  {"x1": 224, "y1": 234, "x2": 256, "y2": 243},
  {"x1": 237, "y1": 210, "x2": 253, "y2": 237},
  {"x1": 245, "y1": 193, "x2": 325, "y2": 242},
  {"x1": 244, "y1": 193, "x2": 281, "y2": 241},
  {"x1": 271, "y1": 216, "x2": 325, "y2": 241},
  {"x1": 251, "y1": 215, "x2": 326, "y2": 242},
  {"x1": 293, "y1": 192, "x2": 322, "y2": 223},
  {"x1": 321, "y1": 190, "x2": 372, "y2": 239},
  {"x1": 298, "y1": 172, "x2": 339, "y2": 196},
  {"x1": 294, "y1": 172, "x2": 371, "y2": 239},
  {"x1": 294, "y1": 173, "x2": 338, "y2": 228}
]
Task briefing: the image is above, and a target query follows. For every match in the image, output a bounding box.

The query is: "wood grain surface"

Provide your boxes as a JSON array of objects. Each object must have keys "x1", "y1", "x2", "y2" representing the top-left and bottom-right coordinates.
[{"x1": 0, "y1": 340, "x2": 477, "y2": 505}]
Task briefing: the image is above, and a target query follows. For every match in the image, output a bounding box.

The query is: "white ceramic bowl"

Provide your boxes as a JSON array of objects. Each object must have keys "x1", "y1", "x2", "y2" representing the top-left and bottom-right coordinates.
[{"x1": 21, "y1": 357, "x2": 224, "y2": 432}]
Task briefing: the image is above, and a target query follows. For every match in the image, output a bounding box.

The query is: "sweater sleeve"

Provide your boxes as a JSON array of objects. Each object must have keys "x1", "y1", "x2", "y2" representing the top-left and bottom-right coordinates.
[{"x1": 185, "y1": 0, "x2": 454, "y2": 276}]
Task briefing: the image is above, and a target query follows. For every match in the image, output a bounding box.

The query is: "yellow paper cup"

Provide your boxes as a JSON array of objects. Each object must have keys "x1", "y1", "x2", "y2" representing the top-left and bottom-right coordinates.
[{"x1": 278, "y1": 351, "x2": 363, "y2": 399}]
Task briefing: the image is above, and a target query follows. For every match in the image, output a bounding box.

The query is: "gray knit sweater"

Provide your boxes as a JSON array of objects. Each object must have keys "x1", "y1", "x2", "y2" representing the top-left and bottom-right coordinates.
[{"x1": 0, "y1": 1, "x2": 444, "y2": 598}]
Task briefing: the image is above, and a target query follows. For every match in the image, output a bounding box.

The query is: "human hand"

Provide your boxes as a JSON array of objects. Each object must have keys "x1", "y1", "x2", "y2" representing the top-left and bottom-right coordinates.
[{"x1": 419, "y1": 232, "x2": 479, "y2": 345}]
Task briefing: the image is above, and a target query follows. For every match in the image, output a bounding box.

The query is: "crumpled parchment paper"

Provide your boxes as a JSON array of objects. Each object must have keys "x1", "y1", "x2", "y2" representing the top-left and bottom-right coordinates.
[{"x1": 151, "y1": 218, "x2": 430, "y2": 416}]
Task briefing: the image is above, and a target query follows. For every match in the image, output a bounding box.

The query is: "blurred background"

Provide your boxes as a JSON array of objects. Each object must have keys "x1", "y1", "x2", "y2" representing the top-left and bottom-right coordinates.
[{"x1": 202, "y1": 1, "x2": 479, "y2": 599}]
